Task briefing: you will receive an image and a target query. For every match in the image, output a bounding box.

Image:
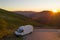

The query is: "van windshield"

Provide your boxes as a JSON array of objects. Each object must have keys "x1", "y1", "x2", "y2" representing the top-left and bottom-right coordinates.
[{"x1": 17, "y1": 29, "x2": 24, "y2": 33}]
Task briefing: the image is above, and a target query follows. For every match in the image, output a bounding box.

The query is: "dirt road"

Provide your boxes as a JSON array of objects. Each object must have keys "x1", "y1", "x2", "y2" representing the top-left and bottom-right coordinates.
[{"x1": 24, "y1": 29, "x2": 60, "y2": 40}]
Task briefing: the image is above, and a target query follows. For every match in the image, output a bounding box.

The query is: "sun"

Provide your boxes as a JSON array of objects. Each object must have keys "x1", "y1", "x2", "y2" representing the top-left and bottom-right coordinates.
[{"x1": 52, "y1": 9, "x2": 58, "y2": 13}]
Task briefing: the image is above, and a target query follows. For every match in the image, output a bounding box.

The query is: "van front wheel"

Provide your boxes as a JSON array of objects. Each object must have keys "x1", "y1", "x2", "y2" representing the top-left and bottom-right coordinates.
[{"x1": 29, "y1": 32, "x2": 33, "y2": 34}]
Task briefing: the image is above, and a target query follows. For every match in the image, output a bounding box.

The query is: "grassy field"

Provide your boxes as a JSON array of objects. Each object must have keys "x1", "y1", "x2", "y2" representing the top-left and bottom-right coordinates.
[{"x1": 0, "y1": 9, "x2": 41, "y2": 40}]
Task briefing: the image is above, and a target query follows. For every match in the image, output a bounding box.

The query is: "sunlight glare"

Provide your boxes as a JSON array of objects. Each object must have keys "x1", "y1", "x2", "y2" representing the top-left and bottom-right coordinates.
[{"x1": 52, "y1": 9, "x2": 58, "y2": 13}]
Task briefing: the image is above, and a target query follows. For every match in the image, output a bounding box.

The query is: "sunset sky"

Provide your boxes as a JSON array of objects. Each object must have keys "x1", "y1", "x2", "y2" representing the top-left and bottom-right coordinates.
[{"x1": 0, "y1": 0, "x2": 60, "y2": 12}]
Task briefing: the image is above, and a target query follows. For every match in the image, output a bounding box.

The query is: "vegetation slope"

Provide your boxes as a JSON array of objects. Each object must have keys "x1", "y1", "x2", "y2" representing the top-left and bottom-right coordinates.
[{"x1": 0, "y1": 9, "x2": 40, "y2": 40}]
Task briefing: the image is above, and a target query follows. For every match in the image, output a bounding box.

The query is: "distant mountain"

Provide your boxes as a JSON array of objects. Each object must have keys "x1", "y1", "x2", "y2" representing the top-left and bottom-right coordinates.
[
  {"x1": 32, "y1": 10, "x2": 60, "y2": 28},
  {"x1": 32, "y1": 11, "x2": 53, "y2": 24},
  {"x1": 13, "y1": 11, "x2": 37, "y2": 17}
]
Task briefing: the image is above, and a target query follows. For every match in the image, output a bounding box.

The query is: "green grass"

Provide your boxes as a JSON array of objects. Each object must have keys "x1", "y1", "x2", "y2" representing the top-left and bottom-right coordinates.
[{"x1": 0, "y1": 9, "x2": 26, "y2": 39}]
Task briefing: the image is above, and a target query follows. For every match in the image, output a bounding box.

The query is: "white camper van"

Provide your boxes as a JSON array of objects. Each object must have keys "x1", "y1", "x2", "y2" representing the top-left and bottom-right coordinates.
[{"x1": 15, "y1": 25, "x2": 33, "y2": 36}]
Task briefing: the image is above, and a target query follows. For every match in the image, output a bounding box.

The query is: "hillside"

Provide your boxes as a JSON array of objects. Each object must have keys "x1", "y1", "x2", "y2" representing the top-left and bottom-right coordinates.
[
  {"x1": 14, "y1": 11, "x2": 37, "y2": 18},
  {"x1": 0, "y1": 9, "x2": 41, "y2": 40},
  {"x1": 0, "y1": 8, "x2": 28, "y2": 40},
  {"x1": 0, "y1": 9, "x2": 60, "y2": 40},
  {"x1": 32, "y1": 10, "x2": 60, "y2": 28},
  {"x1": 32, "y1": 11, "x2": 53, "y2": 23}
]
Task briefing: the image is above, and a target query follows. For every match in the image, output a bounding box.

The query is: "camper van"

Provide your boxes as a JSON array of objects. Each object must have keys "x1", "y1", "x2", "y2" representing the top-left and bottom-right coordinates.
[{"x1": 15, "y1": 25, "x2": 33, "y2": 36}]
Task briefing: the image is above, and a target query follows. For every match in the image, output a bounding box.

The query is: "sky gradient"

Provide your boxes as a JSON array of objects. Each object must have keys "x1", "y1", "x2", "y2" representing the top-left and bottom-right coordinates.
[{"x1": 0, "y1": 0, "x2": 60, "y2": 12}]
